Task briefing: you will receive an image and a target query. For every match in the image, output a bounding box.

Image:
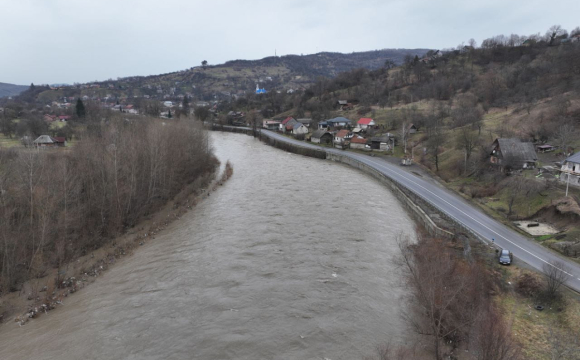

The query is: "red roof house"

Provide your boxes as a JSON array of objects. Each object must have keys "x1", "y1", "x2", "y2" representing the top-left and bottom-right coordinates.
[{"x1": 357, "y1": 118, "x2": 376, "y2": 129}]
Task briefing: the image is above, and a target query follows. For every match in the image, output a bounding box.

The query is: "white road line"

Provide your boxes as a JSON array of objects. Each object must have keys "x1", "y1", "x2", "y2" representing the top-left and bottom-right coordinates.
[{"x1": 264, "y1": 131, "x2": 578, "y2": 280}]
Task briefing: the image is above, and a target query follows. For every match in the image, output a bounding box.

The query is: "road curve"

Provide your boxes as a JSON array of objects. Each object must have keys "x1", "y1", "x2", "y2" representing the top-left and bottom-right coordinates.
[{"x1": 258, "y1": 129, "x2": 580, "y2": 293}]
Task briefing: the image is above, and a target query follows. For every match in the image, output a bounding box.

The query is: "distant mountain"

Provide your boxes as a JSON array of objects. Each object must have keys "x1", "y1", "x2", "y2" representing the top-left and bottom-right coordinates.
[{"x1": 0, "y1": 82, "x2": 28, "y2": 98}]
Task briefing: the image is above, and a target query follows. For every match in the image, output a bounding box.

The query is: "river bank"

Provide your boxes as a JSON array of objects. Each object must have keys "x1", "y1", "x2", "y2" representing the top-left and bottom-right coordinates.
[{"x1": 0, "y1": 161, "x2": 232, "y2": 326}]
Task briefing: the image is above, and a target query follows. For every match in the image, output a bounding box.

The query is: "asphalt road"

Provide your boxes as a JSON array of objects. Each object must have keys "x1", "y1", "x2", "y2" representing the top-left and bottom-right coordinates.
[{"x1": 259, "y1": 129, "x2": 580, "y2": 293}]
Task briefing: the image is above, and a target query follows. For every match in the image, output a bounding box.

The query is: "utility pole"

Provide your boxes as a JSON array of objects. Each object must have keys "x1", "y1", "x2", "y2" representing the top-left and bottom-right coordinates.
[{"x1": 566, "y1": 172, "x2": 570, "y2": 197}]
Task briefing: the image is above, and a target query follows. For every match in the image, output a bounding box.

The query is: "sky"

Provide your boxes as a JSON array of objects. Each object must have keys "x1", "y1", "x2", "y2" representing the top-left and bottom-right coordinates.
[{"x1": 1, "y1": 0, "x2": 579, "y2": 85}]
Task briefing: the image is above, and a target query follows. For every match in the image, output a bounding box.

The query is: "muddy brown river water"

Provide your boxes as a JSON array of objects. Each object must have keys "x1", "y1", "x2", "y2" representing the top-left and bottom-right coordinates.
[{"x1": 0, "y1": 132, "x2": 415, "y2": 360}]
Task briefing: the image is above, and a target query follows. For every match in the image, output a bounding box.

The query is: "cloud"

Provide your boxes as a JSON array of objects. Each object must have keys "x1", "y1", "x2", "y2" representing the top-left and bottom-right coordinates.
[{"x1": 0, "y1": 0, "x2": 578, "y2": 84}]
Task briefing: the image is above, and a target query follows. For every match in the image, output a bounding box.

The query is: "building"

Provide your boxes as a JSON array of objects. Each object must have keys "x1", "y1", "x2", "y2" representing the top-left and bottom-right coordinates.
[
  {"x1": 560, "y1": 152, "x2": 580, "y2": 188},
  {"x1": 536, "y1": 144, "x2": 555, "y2": 153},
  {"x1": 357, "y1": 118, "x2": 375, "y2": 130},
  {"x1": 490, "y1": 138, "x2": 538, "y2": 170},
  {"x1": 350, "y1": 136, "x2": 368, "y2": 149},
  {"x1": 33, "y1": 135, "x2": 66, "y2": 148},
  {"x1": 263, "y1": 120, "x2": 281, "y2": 130},
  {"x1": 311, "y1": 129, "x2": 333, "y2": 144},
  {"x1": 334, "y1": 129, "x2": 350, "y2": 148},
  {"x1": 326, "y1": 117, "x2": 352, "y2": 129},
  {"x1": 370, "y1": 136, "x2": 391, "y2": 151},
  {"x1": 255, "y1": 84, "x2": 267, "y2": 94},
  {"x1": 408, "y1": 124, "x2": 418, "y2": 134},
  {"x1": 318, "y1": 121, "x2": 328, "y2": 129},
  {"x1": 290, "y1": 122, "x2": 308, "y2": 135},
  {"x1": 297, "y1": 118, "x2": 313, "y2": 128},
  {"x1": 280, "y1": 117, "x2": 296, "y2": 131}
]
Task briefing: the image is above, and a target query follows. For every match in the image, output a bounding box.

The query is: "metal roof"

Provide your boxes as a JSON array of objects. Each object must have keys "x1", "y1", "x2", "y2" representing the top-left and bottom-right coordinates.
[
  {"x1": 565, "y1": 152, "x2": 580, "y2": 164},
  {"x1": 494, "y1": 138, "x2": 538, "y2": 163}
]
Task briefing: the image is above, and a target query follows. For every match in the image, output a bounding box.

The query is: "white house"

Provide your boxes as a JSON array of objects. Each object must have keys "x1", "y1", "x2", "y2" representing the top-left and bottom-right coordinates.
[
  {"x1": 357, "y1": 118, "x2": 375, "y2": 130},
  {"x1": 560, "y1": 152, "x2": 580, "y2": 188},
  {"x1": 291, "y1": 122, "x2": 308, "y2": 135}
]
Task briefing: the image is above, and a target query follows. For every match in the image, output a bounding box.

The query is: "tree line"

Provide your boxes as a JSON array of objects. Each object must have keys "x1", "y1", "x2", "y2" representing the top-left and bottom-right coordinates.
[{"x1": 0, "y1": 116, "x2": 216, "y2": 293}]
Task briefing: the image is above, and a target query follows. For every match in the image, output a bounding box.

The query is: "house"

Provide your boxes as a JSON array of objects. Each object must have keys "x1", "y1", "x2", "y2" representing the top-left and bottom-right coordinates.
[
  {"x1": 334, "y1": 129, "x2": 351, "y2": 148},
  {"x1": 370, "y1": 136, "x2": 391, "y2": 151},
  {"x1": 490, "y1": 138, "x2": 538, "y2": 170},
  {"x1": 263, "y1": 120, "x2": 281, "y2": 130},
  {"x1": 33, "y1": 135, "x2": 66, "y2": 148},
  {"x1": 255, "y1": 84, "x2": 267, "y2": 94},
  {"x1": 318, "y1": 121, "x2": 329, "y2": 129},
  {"x1": 357, "y1": 118, "x2": 375, "y2": 130},
  {"x1": 280, "y1": 117, "x2": 296, "y2": 131},
  {"x1": 297, "y1": 118, "x2": 313, "y2": 128},
  {"x1": 291, "y1": 122, "x2": 308, "y2": 135},
  {"x1": 58, "y1": 115, "x2": 71, "y2": 122},
  {"x1": 163, "y1": 101, "x2": 173, "y2": 107},
  {"x1": 536, "y1": 144, "x2": 555, "y2": 153},
  {"x1": 311, "y1": 129, "x2": 333, "y2": 144},
  {"x1": 326, "y1": 117, "x2": 352, "y2": 129},
  {"x1": 350, "y1": 136, "x2": 368, "y2": 150},
  {"x1": 560, "y1": 152, "x2": 580, "y2": 188},
  {"x1": 336, "y1": 100, "x2": 353, "y2": 111},
  {"x1": 408, "y1": 124, "x2": 418, "y2": 134}
]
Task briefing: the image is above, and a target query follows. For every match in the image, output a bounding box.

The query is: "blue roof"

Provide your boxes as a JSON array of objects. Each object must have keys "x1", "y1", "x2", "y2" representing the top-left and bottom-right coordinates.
[
  {"x1": 565, "y1": 152, "x2": 580, "y2": 164},
  {"x1": 327, "y1": 117, "x2": 351, "y2": 124}
]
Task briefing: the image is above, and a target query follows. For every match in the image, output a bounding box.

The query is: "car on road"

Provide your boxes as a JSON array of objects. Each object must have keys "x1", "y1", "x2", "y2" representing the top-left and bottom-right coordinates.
[{"x1": 498, "y1": 249, "x2": 513, "y2": 265}]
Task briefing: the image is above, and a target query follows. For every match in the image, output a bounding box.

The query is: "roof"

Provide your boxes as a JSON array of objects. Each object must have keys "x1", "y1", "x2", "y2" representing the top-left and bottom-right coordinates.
[
  {"x1": 350, "y1": 137, "x2": 367, "y2": 144},
  {"x1": 358, "y1": 118, "x2": 374, "y2": 125},
  {"x1": 335, "y1": 130, "x2": 350, "y2": 138},
  {"x1": 58, "y1": 115, "x2": 71, "y2": 120},
  {"x1": 33, "y1": 135, "x2": 56, "y2": 144},
  {"x1": 536, "y1": 144, "x2": 554, "y2": 149},
  {"x1": 282, "y1": 117, "x2": 295, "y2": 125},
  {"x1": 337, "y1": 100, "x2": 348, "y2": 105},
  {"x1": 312, "y1": 129, "x2": 331, "y2": 139},
  {"x1": 292, "y1": 122, "x2": 304, "y2": 129},
  {"x1": 327, "y1": 117, "x2": 351, "y2": 124},
  {"x1": 494, "y1": 138, "x2": 538, "y2": 163},
  {"x1": 565, "y1": 152, "x2": 580, "y2": 164},
  {"x1": 297, "y1": 118, "x2": 312, "y2": 124},
  {"x1": 52, "y1": 137, "x2": 66, "y2": 143},
  {"x1": 371, "y1": 136, "x2": 390, "y2": 143}
]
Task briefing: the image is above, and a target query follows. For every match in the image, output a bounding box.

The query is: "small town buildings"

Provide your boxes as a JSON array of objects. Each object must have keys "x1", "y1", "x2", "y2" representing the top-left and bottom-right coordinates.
[
  {"x1": 33, "y1": 135, "x2": 66, "y2": 148},
  {"x1": 334, "y1": 129, "x2": 350, "y2": 148},
  {"x1": 490, "y1": 138, "x2": 538, "y2": 170},
  {"x1": 357, "y1": 118, "x2": 375, "y2": 130},
  {"x1": 280, "y1": 117, "x2": 296, "y2": 131},
  {"x1": 58, "y1": 115, "x2": 71, "y2": 122},
  {"x1": 350, "y1": 136, "x2": 368, "y2": 149},
  {"x1": 560, "y1": 152, "x2": 580, "y2": 188},
  {"x1": 263, "y1": 120, "x2": 281, "y2": 130},
  {"x1": 297, "y1": 118, "x2": 313, "y2": 128},
  {"x1": 370, "y1": 136, "x2": 391, "y2": 151},
  {"x1": 336, "y1": 100, "x2": 353, "y2": 110},
  {"x1": 290, "y1": 122, "x2": 308, "y2": 135},
  {"x1": 318, "y1": 121, "x2": 329, "y2": 129},
  {"x1": 326, "y1": 117, "x2": 352, "y2": 129},
  {"x1": 311, "y1": 129, "x2": 333, "y2": 144},
  {"x1": 408, "y1": 124, "x2": 418, "y2": 134},
  {"x1": 163, "y1": 101, "x2": 173, "y2": 107},
  {"x1": 536, "y1": 144, "x2": 555, "y2": 153}
]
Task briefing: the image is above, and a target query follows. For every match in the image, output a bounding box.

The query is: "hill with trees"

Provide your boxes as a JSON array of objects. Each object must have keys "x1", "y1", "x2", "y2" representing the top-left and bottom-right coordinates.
[{"x1": 0, "y1": 82, "x2": 28, "y2": 98}]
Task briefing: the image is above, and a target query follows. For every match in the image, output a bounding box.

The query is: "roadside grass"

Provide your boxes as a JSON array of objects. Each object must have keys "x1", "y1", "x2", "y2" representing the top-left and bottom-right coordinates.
[
  {"x1": 0, "y1": 134, "x2": 21, "y2": 148},
  {"x1": 499, "y1": 267, "x2": 580, "y2": 360}
]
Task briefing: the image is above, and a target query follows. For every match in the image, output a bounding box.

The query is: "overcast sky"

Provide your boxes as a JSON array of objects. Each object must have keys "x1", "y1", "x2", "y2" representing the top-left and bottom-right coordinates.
[{"x1": 1, "y1": 0, "x2": 578, "y2": 85}]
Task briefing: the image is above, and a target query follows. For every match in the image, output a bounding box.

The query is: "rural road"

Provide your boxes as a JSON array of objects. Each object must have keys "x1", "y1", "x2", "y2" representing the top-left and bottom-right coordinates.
[{"x1": 257, "y1": 129, "x2": 580, "y2": 293}]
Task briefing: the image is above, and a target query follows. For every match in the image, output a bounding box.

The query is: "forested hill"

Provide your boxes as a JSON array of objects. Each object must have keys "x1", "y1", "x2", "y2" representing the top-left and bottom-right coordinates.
[
  {"x1": 0, "y1": 82, "x2": 28, "y2": 98},
  {"x1": 222, "y1": 49, "x2": 431, "y2": 78}
]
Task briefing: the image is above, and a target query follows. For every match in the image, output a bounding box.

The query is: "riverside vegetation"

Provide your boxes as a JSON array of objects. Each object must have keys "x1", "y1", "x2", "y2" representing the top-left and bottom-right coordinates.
[{"x1": 0, "y1": 115, "x2": 216, "y2": 297}]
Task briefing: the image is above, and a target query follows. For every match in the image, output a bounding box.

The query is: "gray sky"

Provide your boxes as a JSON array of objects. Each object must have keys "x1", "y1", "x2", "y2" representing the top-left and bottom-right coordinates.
[{"x1": 1, "y1": 0, "x2": 579, "y2": 85}]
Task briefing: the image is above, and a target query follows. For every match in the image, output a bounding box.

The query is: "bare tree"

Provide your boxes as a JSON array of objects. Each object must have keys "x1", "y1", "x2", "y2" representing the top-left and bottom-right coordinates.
[
  {"x1": 501, "y1": 175, "x2": 542, "y2": 216},
  {"x1": 545, "y1": 25, "x2": 568, "y2": 46},
  {"x1": 469, "y1": 304, "x2": 521, "y2": 360},
  {"x1": 547, "y1": 325, "x2": 580, "y2": 360},
  {"x1": 455, "y1": 128, "x2": 479, "y2": 174},
  {"x1": 542, "y1": 260, "x2": 571, "y2": 300},
  {"x1": 554, "y1": 123, "x2": 575, "y2": 156}
]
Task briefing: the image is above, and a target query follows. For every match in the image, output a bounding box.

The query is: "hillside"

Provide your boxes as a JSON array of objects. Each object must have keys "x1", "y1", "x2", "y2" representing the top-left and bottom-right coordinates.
[{"x1": 0, "y1": 82, "x2": 28, "y2": 98}]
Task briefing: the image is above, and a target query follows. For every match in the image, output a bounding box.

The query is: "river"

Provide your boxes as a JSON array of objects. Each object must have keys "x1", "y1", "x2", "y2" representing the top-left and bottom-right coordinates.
[{"x1": 0, "y1": 132, "x2": 415, "y2": 360}]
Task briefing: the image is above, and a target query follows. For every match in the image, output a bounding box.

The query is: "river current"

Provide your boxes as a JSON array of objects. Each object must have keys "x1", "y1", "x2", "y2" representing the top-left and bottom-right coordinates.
[{"x1": 0, "y1": 132, "x2": 415, "y2": 360}]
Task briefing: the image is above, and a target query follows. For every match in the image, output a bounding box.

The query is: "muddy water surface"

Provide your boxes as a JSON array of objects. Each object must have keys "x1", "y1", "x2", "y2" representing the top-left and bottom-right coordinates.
[{"x1": 0, "y1": 132, "x2": 415, "y2": 360}]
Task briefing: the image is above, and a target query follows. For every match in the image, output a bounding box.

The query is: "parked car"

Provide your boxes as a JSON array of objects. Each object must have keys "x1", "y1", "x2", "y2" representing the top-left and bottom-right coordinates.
[{"x1": 498, "y1": 249, "x2": 513, "y2": 265}]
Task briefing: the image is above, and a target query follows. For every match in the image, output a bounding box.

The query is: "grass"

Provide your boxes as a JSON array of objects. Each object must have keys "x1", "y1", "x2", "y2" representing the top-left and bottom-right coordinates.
[
  {"x1": 0, "y1": 134, "x2": 21, "y2": 147},
  {"x1": 499, "y1": 267, "x2": 580, "y2": 359}
]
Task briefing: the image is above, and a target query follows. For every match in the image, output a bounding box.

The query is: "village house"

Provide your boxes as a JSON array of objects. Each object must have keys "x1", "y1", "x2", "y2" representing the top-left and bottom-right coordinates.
[
  {"x1": 290, "y1": 122, "x2": 308, "y2": 135},
  {"x1": 536, "y1": 144, "x2": 555, "y2": 153},
  {"x1": 326, "y1": 117, "x2": 352, "y2": 129},
  {"x1": 370, "y1": 135, "x2": 391, "y2": 151},
  {"x1": 318, "y1": 121, "x2": 329, "y2": 130},
  {"x1": 280, "y1": 117, "x2": 296, "y2": 131},
  {"x1": 33, "y1": 135, "x2": 66, "y2": 148},
  {"x1": 560, "y1": 152, "x2": 580, "y2": 188},
  {"x1": 334, "y1": 129, "x2": 351, "y2": 149},
  {"x1": 336, "y1": 100, "x2": 353, "y2": 111},
  {"x1": 311, "y1": 129, "x2": 333, "y2": 144},
  {"x1": 408, "y1": 123, "x2": 419, "y2": 134},
  {"x1": 297, "y1": 118, "x2": 313, "y2": 128},
  {"x1": 262, "y1": 120, "x2": 281, "y2": 130},
  {"x1": 357, "y1": 118, "x2": 375, "y2": 130},
  {"x1": 349, "y1": 136, "x2": 368, "y2": 150},
  {"x1": 490, "y1": 138, "x2": 538, "y2": 170}
]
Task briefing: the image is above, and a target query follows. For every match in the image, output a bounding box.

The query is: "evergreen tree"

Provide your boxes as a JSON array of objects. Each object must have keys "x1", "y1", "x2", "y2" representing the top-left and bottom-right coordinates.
[
  {"x1": 76, "y1": 98, "x2": 86, "y2": 118},
  {"x1": 182, "y1": 96, "x2": 190, "y2": 117}
]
